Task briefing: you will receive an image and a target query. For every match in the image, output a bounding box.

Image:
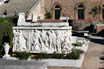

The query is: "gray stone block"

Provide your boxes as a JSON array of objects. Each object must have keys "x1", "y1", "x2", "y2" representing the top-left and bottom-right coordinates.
[{"x1": 0, "y1": 59, "x2": 47, "y2": 69}]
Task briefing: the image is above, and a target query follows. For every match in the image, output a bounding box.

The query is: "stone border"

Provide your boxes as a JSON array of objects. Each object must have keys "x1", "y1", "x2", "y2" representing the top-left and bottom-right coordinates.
[
  {"x1": 37, "y1": 38, "x2": 90, "y2": 68},
  {"x1": 17, "y1": 22, "x2": 69, "y2": 27},
  {"x1": 13, "y1": 26, "x2": 72, "y2": 30},
  {"x1": 38, "y1": 54, "x2": 84, "y2": 68},
  {"x1": 74, "y1": 40, "x2": 90, "y2": 52},
  {"x1": 71, "y1": 36, "x2": 90, "y2": 52}
]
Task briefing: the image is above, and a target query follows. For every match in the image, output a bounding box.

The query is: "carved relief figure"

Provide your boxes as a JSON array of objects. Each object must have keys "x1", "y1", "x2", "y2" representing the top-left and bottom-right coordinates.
[
  {"x1": 18, "y1": 30, "x2": 27, "y2": 51},
  {"x1": 13, "y1": 29, "x2": 72, "y2": 54}
]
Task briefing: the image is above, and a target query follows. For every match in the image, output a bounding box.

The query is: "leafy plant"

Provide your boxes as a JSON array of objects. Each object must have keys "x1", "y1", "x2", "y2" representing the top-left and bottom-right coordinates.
[
  {"x1": 15, "y1": 52, "x2": 31, "y2": 60},
  {"x1": 0, "y1": 21, "x2": 13, "y2": 48},
  {"x1": 37, "y1": 16, "x2": 41, "y2": 19},
  {"x1": 72, "y1": 42, "x2": 83, "y2": 46},
  {"x1": 36, "y1": 52, "x2": 65, "y2": 59},
  {"x1": 52, "y1": 52, "x2": 65, "y2": 59},
  {"x1": 0, "y1": 16, "x2": 19, "y2": 48},
  {"x1": 66, "y1": 49, "x2": 84, "y2": 59},
  {"x1": 36, "y1": 53, "x2": 51, "y2": 59},
  {"x1": 45, "y1": 11, "x2": 52, "y2": 19},
  {"x1": 34, "y1": 49, "x2": 84, "y2": 60},
  {"x1": 89, "y1": 5, "x2": 101, "y2": 19}
]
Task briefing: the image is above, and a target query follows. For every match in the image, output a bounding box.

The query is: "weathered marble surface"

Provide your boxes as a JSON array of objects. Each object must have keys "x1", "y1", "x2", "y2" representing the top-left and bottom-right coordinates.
[
  {"x1": 0, "y1": 59, "x2": 47, "y2": 69},
  {"x1": 17, "y1": 13, "x2": 26, "y2": 26},
  {"x1": 13, "y1": 26, "x2": 72, "y2": 54}
]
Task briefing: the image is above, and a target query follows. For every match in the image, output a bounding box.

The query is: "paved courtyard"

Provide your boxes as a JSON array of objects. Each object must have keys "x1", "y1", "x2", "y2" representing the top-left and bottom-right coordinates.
[
  {"x1": 81, "y1": 35, "x2": 104, "y2": 69},
  {"x1": 48, "y1": 35, "x2": 104, "y2": 69}
]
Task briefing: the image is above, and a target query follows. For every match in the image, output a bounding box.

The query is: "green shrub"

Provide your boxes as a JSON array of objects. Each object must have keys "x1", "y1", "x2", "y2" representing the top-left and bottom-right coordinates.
[
  {"x1": 0, "y1": 16, "x2": 18, "y2": 48},
  {"x1": 67, "y1": 52, "x2": 80, "y2": 59},
  {"x1": 0, "y1": 21, "x2": 13, "y2": 48},
  {"x1": 72, "y1": 42, "x2": 83, "y2": 46},
  {"x1": 66, "y1": 49, "x2": 84, "y2": 59},
  {"x1": 45, "y1": 12, "x2": 52, "y2": 19},
  {"x1": 0, "y1": 16, "x2": 18, "y2": 26},
  {"x1": 35, "y1": 49, "x2": 83, "y2": 60},
  {"x1": 15, "y1": 52, "x2": 31, "y2": 60},
  {"x1": 36, "y1": 52, "x2": 65, "y2": 59},
  {"x1": 52, "y1": 52, "x2": 65, "y2": 59},
  {"x1": 36, "y1": 53, "x2": 51, "y2": 59}
]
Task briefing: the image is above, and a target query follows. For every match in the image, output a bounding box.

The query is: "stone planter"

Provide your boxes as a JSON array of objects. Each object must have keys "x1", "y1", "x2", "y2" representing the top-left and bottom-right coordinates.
[
  {"x1": 38, "y1": 54, "x2": 85, "y2": 68},
  {"x1": 72, "y1": 36, "x2": 90, "y2": 52}
]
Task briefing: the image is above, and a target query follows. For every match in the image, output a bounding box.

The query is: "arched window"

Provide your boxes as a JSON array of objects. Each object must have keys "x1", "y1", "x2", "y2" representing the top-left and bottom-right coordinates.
[
  {"x1": 102, "y1": 5, "x2": 104, "y2": 20},
  {"x1": 55, "y1": 5, "x2": 61, "y2": 19},
  {"x1": 78, "y1": 5, "x2": 85, "y2": 19}
]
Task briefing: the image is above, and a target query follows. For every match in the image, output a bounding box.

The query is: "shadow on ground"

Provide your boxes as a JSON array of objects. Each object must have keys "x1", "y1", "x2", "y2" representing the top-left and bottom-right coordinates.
[
  {"x1": 99, "y1": 67, "x2": 104, "y2": 69},
  {"x1": 86, "y1": 33, "x2": 104, "y2": 45},
  {"x1": 90, "y1": 38, "x2": 104, "y2": 45},
  {"x1": 92, "y1": 30, "x2": 104, "y2": 37}
]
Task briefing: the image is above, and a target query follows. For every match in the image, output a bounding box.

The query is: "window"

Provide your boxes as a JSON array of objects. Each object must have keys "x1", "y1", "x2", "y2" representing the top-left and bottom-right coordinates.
[
  {"x1": 55, "y1": 5, "x2": 61, "y2": 19},
  {"x1": 102, "y1": 5, "x2": 104, "y2": 20},
  {"x1": 78, "y1": 5, "x2": 85, "y2": 19}
]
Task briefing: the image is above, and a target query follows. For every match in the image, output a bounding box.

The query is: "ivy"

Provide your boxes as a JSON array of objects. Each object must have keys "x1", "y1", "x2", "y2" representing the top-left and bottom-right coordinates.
[
  {"x1": 0, "y1": 17, "x2": 13, "y2": 48},
  {"x1": 45, "y1": 11, "x2": 52, "y2": 19},
  {"x1": 89, "y1": 5, "x2": 101, "y2": 18}
]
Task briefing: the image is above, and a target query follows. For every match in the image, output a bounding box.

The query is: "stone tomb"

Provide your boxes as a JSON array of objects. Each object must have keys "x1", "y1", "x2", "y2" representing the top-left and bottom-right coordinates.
[{"x1": 13, "y1": 13, "x2": 72, "y2": 54}]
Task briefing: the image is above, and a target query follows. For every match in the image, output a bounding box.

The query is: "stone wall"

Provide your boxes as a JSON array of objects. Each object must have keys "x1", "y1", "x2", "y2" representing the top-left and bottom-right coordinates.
[{"x1": 70, "y1": 20, "x2": 97, "y2": 31}]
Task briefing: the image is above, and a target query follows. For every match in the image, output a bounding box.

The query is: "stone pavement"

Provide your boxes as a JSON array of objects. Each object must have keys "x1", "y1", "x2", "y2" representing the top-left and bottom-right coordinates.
[{"x1": 81, "y1": 35, "x2": 104, "y2": 69}]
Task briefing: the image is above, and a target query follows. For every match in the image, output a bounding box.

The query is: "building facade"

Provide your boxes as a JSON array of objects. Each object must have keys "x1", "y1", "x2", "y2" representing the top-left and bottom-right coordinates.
[{"x1": 40, "y1": 0, "x2": 104, "y2": 20}]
